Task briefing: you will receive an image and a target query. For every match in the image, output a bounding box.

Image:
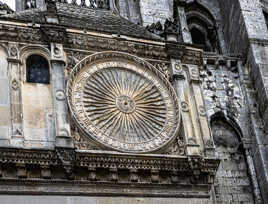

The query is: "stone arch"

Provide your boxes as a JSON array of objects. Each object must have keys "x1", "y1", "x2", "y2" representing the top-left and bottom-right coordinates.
[
  {"x1": 210, "y1": 113, "x2": 254, "y2": 203},
  {"x1": 20, "y1": 45, "x2": 51, "y2": 82},
  {"x1": 185, "y1": 1, "x2": 221, "y2": 53},
  {"x1": 19, "y1": 46, "x2": 53, "y2": 148}
]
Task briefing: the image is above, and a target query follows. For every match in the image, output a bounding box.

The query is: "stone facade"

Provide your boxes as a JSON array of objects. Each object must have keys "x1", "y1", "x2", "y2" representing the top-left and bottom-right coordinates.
[{"x1": 0, "y1": 0, "x2": 267, "y2": 203}]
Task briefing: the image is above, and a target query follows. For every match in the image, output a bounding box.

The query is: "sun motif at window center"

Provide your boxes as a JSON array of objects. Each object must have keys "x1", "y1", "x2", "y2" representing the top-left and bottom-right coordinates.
[{"x1": 82, "y1": 68, "x2": 167, "y2": 144}]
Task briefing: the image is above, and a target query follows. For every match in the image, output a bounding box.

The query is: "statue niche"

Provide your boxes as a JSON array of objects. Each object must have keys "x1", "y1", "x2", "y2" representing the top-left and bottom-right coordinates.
[{"x1": 211, "y1": 118, "x2": 254, "y2": 203}]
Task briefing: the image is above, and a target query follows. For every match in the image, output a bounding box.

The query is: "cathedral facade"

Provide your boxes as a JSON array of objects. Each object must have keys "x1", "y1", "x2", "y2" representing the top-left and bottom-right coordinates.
[{"x1": 0, "y1": 0, "x2": 267, "y2": 203}]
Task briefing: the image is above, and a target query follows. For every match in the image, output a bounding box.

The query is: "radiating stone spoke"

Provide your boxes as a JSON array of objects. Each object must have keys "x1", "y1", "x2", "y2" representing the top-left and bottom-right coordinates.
[{"x1": 81, "y1": 67, "x2": 170, "y2": 144}]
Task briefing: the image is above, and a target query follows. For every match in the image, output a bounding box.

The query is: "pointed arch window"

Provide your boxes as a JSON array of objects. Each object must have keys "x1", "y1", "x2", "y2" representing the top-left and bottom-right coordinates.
[{"x1": 26, "y1": 54, "x2": 50, "y2": 84}]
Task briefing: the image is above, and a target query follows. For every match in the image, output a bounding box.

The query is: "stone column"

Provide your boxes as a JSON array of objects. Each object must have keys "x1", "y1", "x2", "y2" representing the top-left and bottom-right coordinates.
[
  {"x1": 176, "y1": 6, "x2": 192, "y2": 43},
  {"x1": 8, "y1": 43, "x2": 24, "y2": 147},
  {"x1": 171, "y1": 59, "x2": 214, "y2": 157},
  {"x1": 50, "y1": 43, "x2": 73, "y2": 148}
]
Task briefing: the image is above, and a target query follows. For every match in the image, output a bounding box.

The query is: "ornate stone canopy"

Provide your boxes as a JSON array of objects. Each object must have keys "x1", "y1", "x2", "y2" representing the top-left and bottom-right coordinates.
[{"x1": 67, "y1": 52, "x2": 181, "y2": 153}]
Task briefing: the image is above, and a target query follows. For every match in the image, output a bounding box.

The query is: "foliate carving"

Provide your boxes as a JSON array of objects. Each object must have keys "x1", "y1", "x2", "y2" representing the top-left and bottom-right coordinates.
[
  {"x1": 205, "y1": 140, "x2": 214, "y2": 149},
  {"x1": 188, "y1": 156, "x2": 205, "y2": 180},
  {"x1": 67, "y1": 52, "x2": 180, "y2": 153},
  {"x1": 66, "y1": 51, "x2": 89, "y2": 72},
  {"x1": 67, "y1": 33, "x2": 168, "y2": 60},
  {"x1": 200, "y1": 58, "x2": 243, "y2": 118},
  {"x1": 181, "y1": 101, "x2": 189, "y2": 112},
  {"x1": 41, "y1": 26, "x2": 67, "y2": 44},
  {"x1": 56, "y1": 148, "x2": 76, "y2": 178},
  {"x1": 0, "y1": 147, "x2": 220, "y2": 196},
  {"x1": 11, "y1": 79, "x2": 19, "y2": 91},
  {"x1": 18, "y1": 28, "x2": 42, "y2": 42},
  {"x1": 163, "y1": 136, "x2": 185, "y2": 156},
  {"x1": 0, "y1": 25, "x2": 18, "y2": 39},
  {"x1": 9, "y1": 46, "x2": 18, "y2": 58},
  {"x1": 151, "y1": 61, "x2": 171, "y2": 80}
]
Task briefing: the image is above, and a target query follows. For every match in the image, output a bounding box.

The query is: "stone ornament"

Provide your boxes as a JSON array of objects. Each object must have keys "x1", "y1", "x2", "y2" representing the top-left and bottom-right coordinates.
[
  {"x1": 55, "y1": 90, "x2": 65, "y2": 101},
  {"x1": 67, "y1": 51, "x2": 180, "y2": 153}
]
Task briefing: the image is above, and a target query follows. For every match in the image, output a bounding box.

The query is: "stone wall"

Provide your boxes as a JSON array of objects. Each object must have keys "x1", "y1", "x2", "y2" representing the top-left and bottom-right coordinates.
[
  {"x1": 0, "y1": 46, "x2": 10, "y2": 146},
  {"x1": 0, "y1": 196, "x2": 212, "y2": 204},
  {"x1": 139, "y1": 0, "x2": 173, "y2": 26},
  {"x1": 211, "y1": 120, "x2": 254, "y2": 204},
  {"x1": 200, "y1": 55, "x2": 263, "y2": 203},
  {"x1": 21, "y1": 83, "x2": 54, "y2": 149},
  {"x1": 218, "y1": 0, "x2": 248, "y2": 55}
]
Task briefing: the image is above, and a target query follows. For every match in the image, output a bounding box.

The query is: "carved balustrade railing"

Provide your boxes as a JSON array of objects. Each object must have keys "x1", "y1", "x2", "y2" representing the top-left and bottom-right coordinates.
[{"x1": 57, "y1": 0, "x2": 110, "y2": 10}]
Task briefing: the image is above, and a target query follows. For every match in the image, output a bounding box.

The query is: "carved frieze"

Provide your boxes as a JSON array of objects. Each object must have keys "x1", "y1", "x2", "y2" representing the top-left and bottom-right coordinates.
[
  {"x1": 67, "y1": 52, "x2": 181, "y2": 153},
  {"x1": 67, "y1": 33, "x2": 168, "y2": 60},
  {"x1": 0, "y1": 147, "x2": 220, "y2": 197}
]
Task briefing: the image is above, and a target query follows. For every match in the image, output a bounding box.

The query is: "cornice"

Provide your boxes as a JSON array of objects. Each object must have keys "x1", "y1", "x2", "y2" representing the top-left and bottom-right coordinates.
[{"x1": 0, "y1": 147, "x2": 220, "y2": 197}]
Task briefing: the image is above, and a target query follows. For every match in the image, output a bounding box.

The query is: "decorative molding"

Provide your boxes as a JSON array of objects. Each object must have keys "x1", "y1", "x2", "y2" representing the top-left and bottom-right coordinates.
[
  {"x1": 0, "y1": 147, "x2": 220, "y2": 197},
  {"x1": 67, "y1": 51, "x2": 181, "y2": 153}
]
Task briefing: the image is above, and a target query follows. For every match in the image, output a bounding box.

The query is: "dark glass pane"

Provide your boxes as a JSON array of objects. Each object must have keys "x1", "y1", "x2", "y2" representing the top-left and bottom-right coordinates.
[{"x1": 26, "y1": 55, "x2": 50, "y2": 84}]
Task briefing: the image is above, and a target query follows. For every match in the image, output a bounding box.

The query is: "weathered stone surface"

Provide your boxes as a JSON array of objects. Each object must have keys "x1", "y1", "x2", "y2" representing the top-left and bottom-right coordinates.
[
  {"x1": 22, "y1": 83, "x2": 53, "y2": 148},
  {"x1": 140, "y1": 0, "x2": 173, "y2": 26},
  {"x1": 0, "y1": 196, "x2": 212, "y2": 204},
  {"x1": 0, "y1": 0, "x2": 267, "y2": 203}
]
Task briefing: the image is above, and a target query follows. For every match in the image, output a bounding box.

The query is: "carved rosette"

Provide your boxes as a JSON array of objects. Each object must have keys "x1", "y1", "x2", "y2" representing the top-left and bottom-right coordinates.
[{"x1": 67, "y1": 52, "x2": 180, "y2": 153}]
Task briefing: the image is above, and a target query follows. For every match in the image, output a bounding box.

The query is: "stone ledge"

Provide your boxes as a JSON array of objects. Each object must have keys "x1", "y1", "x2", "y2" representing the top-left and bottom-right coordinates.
[{"x1": 0, "y1": 147, "x2": 220, "y2": 197}]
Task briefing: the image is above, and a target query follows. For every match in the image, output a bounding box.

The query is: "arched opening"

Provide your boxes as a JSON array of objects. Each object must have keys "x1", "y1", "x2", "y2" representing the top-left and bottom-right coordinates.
[
  {"x1": 211, "y1": 115, "x2": 254, "y2": 203},
  {"x1": 186, "y1": 2, "x2": 220, "y2": 53},
  {"x1": 26, "y1": 54, "x2": 50, "y2": 84}
]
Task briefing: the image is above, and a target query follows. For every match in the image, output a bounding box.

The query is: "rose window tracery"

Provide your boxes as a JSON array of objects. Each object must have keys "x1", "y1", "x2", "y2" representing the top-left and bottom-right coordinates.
[{"x1": 67, "y1": 52, "x2": 180, "y2": 153}]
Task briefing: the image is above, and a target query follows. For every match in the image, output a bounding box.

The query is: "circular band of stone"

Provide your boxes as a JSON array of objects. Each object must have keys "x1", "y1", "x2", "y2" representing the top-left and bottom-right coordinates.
[{"x1": 67, "y1": 52, "x2": 181, "y2": 153}]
